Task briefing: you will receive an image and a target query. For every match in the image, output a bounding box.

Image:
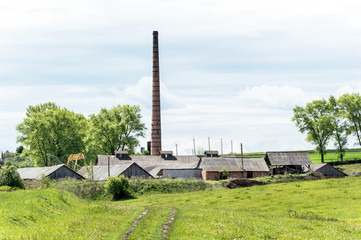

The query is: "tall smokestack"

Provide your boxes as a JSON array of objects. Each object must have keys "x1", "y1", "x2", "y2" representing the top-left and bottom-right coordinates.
[{"x1": 151, "y1": 31, "x2": 162, "y2": 155}]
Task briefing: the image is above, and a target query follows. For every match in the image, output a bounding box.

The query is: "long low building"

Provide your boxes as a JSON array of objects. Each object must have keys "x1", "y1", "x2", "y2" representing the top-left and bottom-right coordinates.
[
  {"x1": 92, "y1": 150, "x2": 269, "y2": 180},
  {"x1": 96, "y1": 151, "x2": 201, "y2": 179},
  {"x1": 200, "y1": 156, "x2": 270, "y2": 180}
]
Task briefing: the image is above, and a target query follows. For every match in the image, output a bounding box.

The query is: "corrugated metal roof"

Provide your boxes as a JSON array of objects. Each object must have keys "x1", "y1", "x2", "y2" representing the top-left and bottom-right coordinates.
[
  {"x1": 241, "y1": 158, "x2": 270, "y2": 172},
  {"x1": 266, "y1": 152, "x2": 312, "y2": 166},
  {"x1": 200, "y1": 158, "x2": 244, "y2": 171},
  {"x1": 78, "y1": 163, "x2": 132, "y2": 181},
  {"x1": 16, "y1": 164, "x2": 83, "y2": 180},
  {"x1": 96, "y1": 155, "x2": 201, "y2": 178},
  {"x1": 200, "y1": 157, "x2": 269, "y2": 172},
  {"x1": 96, "y1": 155, "x2": 200, "y2": 168}
]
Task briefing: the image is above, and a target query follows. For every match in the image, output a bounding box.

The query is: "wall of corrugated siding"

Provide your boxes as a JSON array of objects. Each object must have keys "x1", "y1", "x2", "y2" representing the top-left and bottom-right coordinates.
[
  {"x1": 162, "y1": 169, "x2": 202, "y2": 179},
  {"x1": 48, "y1": 166, "x2": 82, "y2": 180},
  {"x1": 122, "y1": 164, "x2": 152, "y2": 178}
]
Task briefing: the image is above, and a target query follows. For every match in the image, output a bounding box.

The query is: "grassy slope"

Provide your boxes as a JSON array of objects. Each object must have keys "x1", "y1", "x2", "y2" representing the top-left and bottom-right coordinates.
[
  {"x1": 2, "y1": 178, "x2": 361, "y2": 239},
  {"x1": 0, "y1": 188, "x2": 143, "y2": 239},
  {"x1": 123, "y1": 177, "x2": 361, "y2": 239},
  {"x1": 336, "y1": 163, "x2": 361, "y2": 176}
]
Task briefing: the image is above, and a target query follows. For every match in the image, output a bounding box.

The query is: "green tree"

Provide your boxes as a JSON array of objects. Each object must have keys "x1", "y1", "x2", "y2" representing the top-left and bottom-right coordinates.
[
  {"x1": 329, "y1": 96, "x2": 349, "y2": 161},
  {"x1": 338, "y1": 93, "x2": 361, "y2": 146},
  {"x1": 292, "y1": 99, "x2": 334, "y2": 163},
  {"x1": 16, "y1": 146, "x2": 24, "y2": 155},
  {"x1": 85, "y1": 105, "x2": 146, "y2": 158},
  {"x1": 0, "y1": 165, "x2": 25, "y2": 189},
  {"x1": 16, "y1": 102, "x2": 86, "y2": 166}
]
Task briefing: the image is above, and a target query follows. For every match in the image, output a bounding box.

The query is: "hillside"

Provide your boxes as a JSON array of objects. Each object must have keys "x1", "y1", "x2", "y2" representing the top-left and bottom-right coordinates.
[{"x1": 1, "y1": 177, "x2": 361, "y2": 239}]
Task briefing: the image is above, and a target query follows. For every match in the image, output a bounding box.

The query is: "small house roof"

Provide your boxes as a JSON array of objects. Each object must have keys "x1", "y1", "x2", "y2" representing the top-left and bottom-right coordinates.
[
  {"x1": 114, "y1": 150, "x2": 128, "y2": 155},
  {"x1": 204, "y1": 150, "x2": 219, "y2": 155},
  {"x1": 265, "y1": 151, "x2": 312, "y2": 166},
  {"x1": 17, "y1": 164, "x2": 84, "y2": 180},
  {"x1": 160, "y1": 151, "x2": 173, "y2": 154}
]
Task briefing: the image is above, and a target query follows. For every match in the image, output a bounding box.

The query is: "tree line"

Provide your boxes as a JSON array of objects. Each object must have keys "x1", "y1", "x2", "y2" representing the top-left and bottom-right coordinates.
[
  {"x1": 16, "y1": 102, "x2": 147, "y2": 166},
  {"x1": 292, "y1": 93, "x2": 361, "y2": 162}
]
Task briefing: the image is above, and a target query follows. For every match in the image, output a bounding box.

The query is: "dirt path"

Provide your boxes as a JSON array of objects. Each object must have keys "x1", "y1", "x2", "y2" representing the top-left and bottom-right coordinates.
[
  {"x1": 162, "y1": 209, "x2": 177, "y2": 240},
  {"x1": 123, "y1": 208, "x2": 149, "y2": 240}
]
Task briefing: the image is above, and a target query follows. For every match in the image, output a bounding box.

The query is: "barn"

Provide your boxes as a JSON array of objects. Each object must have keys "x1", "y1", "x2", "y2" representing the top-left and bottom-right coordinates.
[
  {"x1": 310, "y1": 164, "x2": 347, "y2": 178},
  {"x1": 200, "y1": 156, "x2": 270, "y2": 180},
  {"x1": 200, "y1": 157, "x2": 245, "y2": 180},
  {"x1": 265, "y1": 151, "x2": 312, "y2": 174},
  {"x1": 242, "y1": 158, "x2": 270, "y2": 178},
  {"x1": 78, "y1": 162, "x2": 152, "y2": 181},
  {"x1": 17, "y1": 164, "x2": 84, "y2": 180}
]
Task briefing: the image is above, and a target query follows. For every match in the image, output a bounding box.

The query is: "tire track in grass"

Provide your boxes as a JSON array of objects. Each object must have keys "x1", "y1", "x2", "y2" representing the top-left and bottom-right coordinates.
[
  {"x1": 162, "y1": 209, "x2": 177, "y2": 240},
  {"x1": 123, "y1": 208, "x2": 148, "y2": 240}
]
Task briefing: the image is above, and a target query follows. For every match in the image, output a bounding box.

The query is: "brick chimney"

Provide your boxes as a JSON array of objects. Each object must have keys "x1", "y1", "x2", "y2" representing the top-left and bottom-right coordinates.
[{"x1": 151, "y1": 31, "x2": 162, "y2": 155}]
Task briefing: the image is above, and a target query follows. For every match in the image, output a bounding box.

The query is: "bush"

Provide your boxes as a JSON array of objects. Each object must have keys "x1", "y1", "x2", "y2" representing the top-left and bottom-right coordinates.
[
  {"x1": 56, "y1": 180, "x2": 106, "y2": 200},
  {"x1": 220, "y1": 168, "x2": 229, "y2": 180},
  {"x1": 104, "y1": 175, "x2": 130, "y2": 200},
  {"x1": 0, "y1": 186, "x2": 12, "y2": 192},
  {"x1": 129, "y1": 179, "x2": 208, "y2": 196},
  {"x1": 0, "y1": 165, "x2": 25, "y2": 189},
  {"x1": 40, "y1": 174, "x2": 54, "y2": 189}
]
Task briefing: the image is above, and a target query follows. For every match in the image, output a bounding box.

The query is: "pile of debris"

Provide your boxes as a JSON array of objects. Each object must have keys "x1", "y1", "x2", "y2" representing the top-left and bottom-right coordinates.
[{"x1": 224, "y1": 179, "x2": 266, "y2": 189}]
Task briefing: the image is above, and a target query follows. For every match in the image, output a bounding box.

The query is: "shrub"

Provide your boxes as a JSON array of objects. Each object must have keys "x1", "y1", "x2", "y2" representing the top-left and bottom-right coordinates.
[
  {"x1": 0, "y1": 165, "x2": 25, "y2": 189},
  {"x1": 56, "y1": 180, "x2": 106, "y2": 200},
  {"x1": 0, "y1": 186, "x2": 12, "y2": 192},
  {"x1": 104, "y1": 175, "x2": 130, "y2": 200},
  {"x1": 129, "y1": 179, "x2": 208, "y2": 196},
  {"x1": 220, "y1": 168, "x2": 229, "y2": 180},
  {"x1": 40, "y1": 174, "x2": 54, "y2": 189}
]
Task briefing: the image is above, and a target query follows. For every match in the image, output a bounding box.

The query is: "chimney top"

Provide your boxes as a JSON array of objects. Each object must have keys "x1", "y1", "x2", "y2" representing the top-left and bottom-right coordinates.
[{"x1": 153, "y1": 31, "x2": 158, "y2": 36}]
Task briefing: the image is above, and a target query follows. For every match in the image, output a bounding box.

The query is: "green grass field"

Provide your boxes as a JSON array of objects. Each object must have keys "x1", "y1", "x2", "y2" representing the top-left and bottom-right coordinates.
[{"x1": 1, "y1": 177, "x2": 361, "y2": 239}]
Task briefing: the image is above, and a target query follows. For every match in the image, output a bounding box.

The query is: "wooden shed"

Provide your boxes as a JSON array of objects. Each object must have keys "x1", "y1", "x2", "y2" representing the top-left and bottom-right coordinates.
[
  {"x1": 78, "y1": 162, "x2": 152, "y2": 181},
  {"x1": 265, "y1": 151, "x2": 312, "y2": 174},
  {"x1": 17, "y1": 164, "x2": 84, "y2": 180},
  {"x1": 310, "y1": 164, "x2": 347, "y2": 178},
  {"x1": 241, "y1": 158, "x2": 270, "y2": 178}
]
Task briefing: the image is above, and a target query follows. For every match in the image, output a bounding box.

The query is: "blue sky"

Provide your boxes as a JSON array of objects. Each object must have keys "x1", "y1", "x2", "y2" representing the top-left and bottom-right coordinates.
[{"x1": 1, "y1": 0, "x2": 361, "y2": 154}]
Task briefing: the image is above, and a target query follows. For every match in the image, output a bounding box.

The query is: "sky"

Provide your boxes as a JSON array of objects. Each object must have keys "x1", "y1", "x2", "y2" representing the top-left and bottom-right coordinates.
[{"x1": 1, "y1": 0, "x2": 361, "y2": 155}]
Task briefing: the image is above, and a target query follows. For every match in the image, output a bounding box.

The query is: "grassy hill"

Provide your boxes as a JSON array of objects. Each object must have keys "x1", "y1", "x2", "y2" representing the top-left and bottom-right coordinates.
[
  {"x1": 0, "y1": 188, "x2": 144, "y2": 239},
  {"x1": 1, "y1": 177, "x2": 361, "y2": 239}
]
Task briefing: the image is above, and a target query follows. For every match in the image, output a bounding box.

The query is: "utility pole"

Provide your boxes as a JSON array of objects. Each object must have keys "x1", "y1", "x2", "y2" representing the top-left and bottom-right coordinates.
[
  {"x1": 231, "y1": 140, "x2": 233, "y2": 154},
  {"x1": 108, "y1": 156, "x2": 110, "y2": 178},
  {"x1": 208, "y1": 137, "x2": 211, "y2": 151},
  {"x1": 193, "y1": 138, "x2": 196, "y2": 155},
  {"x1": 241, "y1": 143, "x2": 244, "y2": 178},
  {"x1": 221, "y1": 138, "x2": 223, "y2": 155}
]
